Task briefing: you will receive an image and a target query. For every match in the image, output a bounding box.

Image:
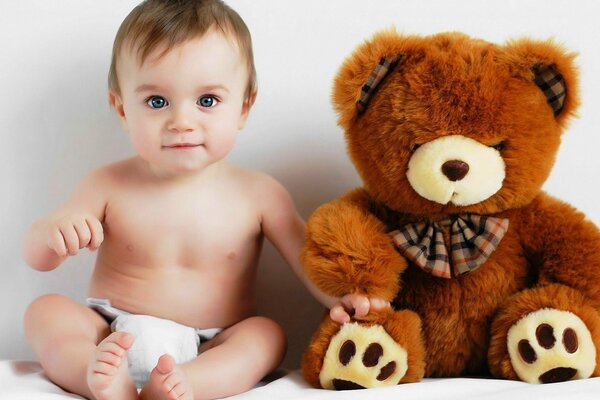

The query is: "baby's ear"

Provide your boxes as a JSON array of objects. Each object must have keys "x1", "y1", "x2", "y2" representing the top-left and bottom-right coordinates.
[
  {"x1": 108, "y1": 90, "x2": 126, "y2": 121},
  {"x1": 238, "y1": 90, "x2": 257, "y2": 130},
  {"x1": 332, "y1": 29, "x2": 420, "y2": 130},
  {"x1": 502, "y1": 38, "x2": 579, "y2": 127}
]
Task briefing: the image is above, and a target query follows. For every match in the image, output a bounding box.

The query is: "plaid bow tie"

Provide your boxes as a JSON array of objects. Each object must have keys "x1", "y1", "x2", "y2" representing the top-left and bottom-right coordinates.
[{"x1": 390, "y1": 215, "x2": 509, "y2": 279}]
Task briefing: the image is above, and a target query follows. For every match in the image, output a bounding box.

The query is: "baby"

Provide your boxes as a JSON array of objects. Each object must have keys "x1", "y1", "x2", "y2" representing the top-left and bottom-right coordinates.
[{"x1": 21, "y1": 1, "x2": 345, "y2": 399}]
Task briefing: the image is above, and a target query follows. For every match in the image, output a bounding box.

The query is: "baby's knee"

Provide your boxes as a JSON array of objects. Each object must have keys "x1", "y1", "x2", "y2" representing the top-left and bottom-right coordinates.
[
  {"x1": 247, "y1": 316, "x2": 286, "y2": 356},
  {"x1": 24, "y1": 294, "x2": 69, "y2": 332},
  {"x1": 24, "y1": 294, "x2": 104, "y2": 344}
]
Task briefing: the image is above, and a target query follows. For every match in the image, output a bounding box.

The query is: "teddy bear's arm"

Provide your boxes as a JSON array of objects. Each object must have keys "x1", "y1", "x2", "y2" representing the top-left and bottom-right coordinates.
[
  {"x1": 518, "y1": 192, "x2": 600, "y2": 307},
  {"x1": 302, "y1": 188, "x2": 407, "y2": 301}
]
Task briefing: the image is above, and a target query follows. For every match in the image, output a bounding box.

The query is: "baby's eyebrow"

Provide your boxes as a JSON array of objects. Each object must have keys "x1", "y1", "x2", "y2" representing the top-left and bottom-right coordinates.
[
  {"x1": 133, "y1": 84, "x2": 229, "y2": 94},
  {"x1": 135, "y1": 84, "x2": 162, "y2": 93},
  {"x1": 197, "y1": 84, "x2": 229, "y2": 94}
]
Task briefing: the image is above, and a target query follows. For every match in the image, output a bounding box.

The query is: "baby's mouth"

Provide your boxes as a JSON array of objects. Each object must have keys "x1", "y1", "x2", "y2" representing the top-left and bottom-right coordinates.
[{"x1": 163, "y1": 143, "x2": 202, "y2": 149}]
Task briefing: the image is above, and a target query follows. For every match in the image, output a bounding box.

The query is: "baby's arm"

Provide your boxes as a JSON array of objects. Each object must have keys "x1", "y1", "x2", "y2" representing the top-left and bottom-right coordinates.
[
  {"x1": 23, "y1": 168, "x2": 109, "y2": 271},
  {"x1": 259, "y1": 177, "x2": 391, "y2": 321},
  {"x1": 258, "y1": 176, "x2": 338, "y2": 309}
]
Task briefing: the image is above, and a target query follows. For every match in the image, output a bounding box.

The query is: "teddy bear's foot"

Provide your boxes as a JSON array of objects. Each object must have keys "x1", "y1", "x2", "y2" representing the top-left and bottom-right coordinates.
[
  {"x1": 507, "y1": 308, "x2": 596, "y2": 383},
  {"x1": 305, "y1": 309, "x2": 425, "y2": 390},
  {"x1": 319, "y1": 322, "x2": 407, "y2": 389}
]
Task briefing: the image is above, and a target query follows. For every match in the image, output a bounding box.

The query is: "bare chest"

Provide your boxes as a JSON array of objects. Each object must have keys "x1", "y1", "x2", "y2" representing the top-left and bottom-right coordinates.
[{"x1": 101, "y1": 185, "x2": 261, "y2": 268}]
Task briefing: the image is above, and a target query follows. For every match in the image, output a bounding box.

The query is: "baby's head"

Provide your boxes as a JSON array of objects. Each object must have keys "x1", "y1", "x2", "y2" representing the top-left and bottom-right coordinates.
[
  {"x1": 107, "y1": 0, "x2": 257, "y2": 176},
  {"x1": 108, "y1": 0, "x2": 256, "y2": 102}
]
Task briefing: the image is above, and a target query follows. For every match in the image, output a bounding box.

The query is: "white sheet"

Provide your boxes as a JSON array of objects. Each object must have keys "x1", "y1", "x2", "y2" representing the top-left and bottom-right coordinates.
[{"x1": 2, "y1": 360, "x2": 600, "y2": 399}]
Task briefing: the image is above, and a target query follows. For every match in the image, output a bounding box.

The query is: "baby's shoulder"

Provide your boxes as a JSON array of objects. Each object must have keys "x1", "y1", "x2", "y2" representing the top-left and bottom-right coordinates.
[
  {"x1": 226, "y1": 165, "x2": 295, "y2": 213},
  {"x1": 80, "y1": 157, "x2": 139, "y2": 190},
  {"x1": 227, "y1": 165, "x2": 285, "y2": 194}
]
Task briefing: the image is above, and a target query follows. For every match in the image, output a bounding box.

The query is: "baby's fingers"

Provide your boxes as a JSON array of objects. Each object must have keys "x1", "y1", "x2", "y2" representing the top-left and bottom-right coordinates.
[
  {"x1": 330, "y1": 304, "x2": 351, "y2": 324},
  {"x1": 48, "y1": 227, "x2": 68, "y2": 257},
  {"x1": 59, "y1": 223, "x2": 80, "y2": 256},
  {"x1": 370, "y1": 298, "x2": 391, "y2": 311},
  {"x1": 344, "y1": 294, "x2": 370, "y2": 318},
  {"x1": 73, "y1": 218, "x2": 92, "y2": 249},
  {"x1": 86, "y1": 217, "x2": 104, "y2": 250}
]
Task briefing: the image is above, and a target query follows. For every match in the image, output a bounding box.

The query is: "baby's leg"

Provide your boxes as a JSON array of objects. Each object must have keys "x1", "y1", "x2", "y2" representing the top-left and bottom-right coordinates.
[
  {"x1": 139, "y1": 316, "x2": 285, "y2": 400},
  {"x1": 24, "y1": 294, "x2": 137, "y2": 400}
]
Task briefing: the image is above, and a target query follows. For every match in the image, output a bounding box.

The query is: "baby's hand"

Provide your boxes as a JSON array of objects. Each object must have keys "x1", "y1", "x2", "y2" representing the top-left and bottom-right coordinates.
[
  {"x1": 329, "y1": 293, "x2": 391, "y2": 324},
  {"x1": 47, "y1": 214, "x2": 104, "y2": 257}
]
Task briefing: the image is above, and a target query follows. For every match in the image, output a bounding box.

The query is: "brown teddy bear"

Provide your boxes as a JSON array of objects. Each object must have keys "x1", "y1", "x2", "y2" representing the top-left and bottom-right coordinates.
[{"x1": 301, "y1": 30, "x2": 600, "y2": 389}]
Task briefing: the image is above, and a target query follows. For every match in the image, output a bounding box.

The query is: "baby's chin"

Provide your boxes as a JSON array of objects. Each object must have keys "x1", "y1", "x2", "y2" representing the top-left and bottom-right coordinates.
[
  {"x1": 142, "y1": 159, "x2": 212, "y2": 179},
  {"x1": 169, "y1": 157, "x2": 228, "y2": 177}
]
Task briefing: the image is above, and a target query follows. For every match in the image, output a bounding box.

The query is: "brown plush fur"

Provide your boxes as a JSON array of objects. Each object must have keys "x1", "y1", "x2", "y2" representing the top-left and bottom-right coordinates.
[{"x1": 301, "y1": 30, "x2": 600, "y2": 386}]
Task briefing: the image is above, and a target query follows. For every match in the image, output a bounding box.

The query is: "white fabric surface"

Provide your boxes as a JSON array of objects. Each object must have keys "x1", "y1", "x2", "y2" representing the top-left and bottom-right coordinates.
[{"x1": 2, "y1": 360, "x2": 600, "y2": 399}]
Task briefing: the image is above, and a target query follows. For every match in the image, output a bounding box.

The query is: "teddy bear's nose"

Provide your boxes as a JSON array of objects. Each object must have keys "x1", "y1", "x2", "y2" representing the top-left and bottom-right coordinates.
[{"x1": 441, "y1": 160, "x2": 470, "y2": 181}]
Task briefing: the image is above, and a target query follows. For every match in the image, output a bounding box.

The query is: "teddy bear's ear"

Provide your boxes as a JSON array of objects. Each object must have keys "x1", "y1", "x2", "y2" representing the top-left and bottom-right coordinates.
[
  {"x1": 532, "y1": 64, "x2": 567, "y2": 117},
  {"x1": 356, "y1": 55, "x2": 405, "y2": 114},
  {"x1": 503, "y1": 39, "x2": 579, "y2": 125},
  {"x1": 332, "y1": 30, "x2": 416, "y2": 129}
]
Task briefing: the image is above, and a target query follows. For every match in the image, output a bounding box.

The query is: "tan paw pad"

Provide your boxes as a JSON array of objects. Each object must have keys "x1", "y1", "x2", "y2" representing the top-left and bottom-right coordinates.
[
  {"x1": 319, "y1": 323, "x2": 408, "y2": 389},
  {"x1": 507, "y1": 308, "x2": 596, "y2": 383}
]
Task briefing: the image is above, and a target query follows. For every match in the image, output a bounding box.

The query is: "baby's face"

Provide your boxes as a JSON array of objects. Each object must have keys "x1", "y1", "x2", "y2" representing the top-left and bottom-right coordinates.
[{"x1": 112, "y1": 29, "x2": 251, "y2": 176}]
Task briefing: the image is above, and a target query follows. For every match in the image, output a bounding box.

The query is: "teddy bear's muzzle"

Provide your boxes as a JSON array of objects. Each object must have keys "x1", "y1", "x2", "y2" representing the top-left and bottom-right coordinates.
[{"x1": 406, "y1": 135, "x2": 505, "y2": 206}]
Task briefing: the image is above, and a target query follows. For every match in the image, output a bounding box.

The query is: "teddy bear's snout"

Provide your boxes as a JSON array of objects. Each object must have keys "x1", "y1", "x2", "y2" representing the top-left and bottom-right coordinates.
[
  {"x1": 406, "y1": 135, "x2": 505, "y2": 206},
  {"x1": 441, "y1": 160, "x2": 469, "y2": 181}
]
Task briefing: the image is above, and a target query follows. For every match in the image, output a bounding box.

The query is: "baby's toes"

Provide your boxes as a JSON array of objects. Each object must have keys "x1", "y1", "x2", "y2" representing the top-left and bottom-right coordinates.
[
  {"x1": 141, "y1": 354, "x2": 193, "y2": 400},
  {"x1": 106, "y1": 331, "x2": 134, "y2": 351},
  {"x1": 155, "y1": 353, "x2": 175, "y2": 376},
  {"x1": 97, "y1": 350, "x2": 123, "y2": 368},
  {"x1": 87, "y1": 332, "x2": 137, "y2": 400},
  {"x1": 160, "y1": 363, "x2": 193, "y2": 399},
  {"x1": 163, "y1": 377, "x2": 191, "y2": 400}
]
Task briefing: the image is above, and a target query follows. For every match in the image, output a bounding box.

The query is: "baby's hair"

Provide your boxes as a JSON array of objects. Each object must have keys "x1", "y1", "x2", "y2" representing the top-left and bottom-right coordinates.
[{"x1": 108, "y1": 0, "x2": 256, "y2": 100}]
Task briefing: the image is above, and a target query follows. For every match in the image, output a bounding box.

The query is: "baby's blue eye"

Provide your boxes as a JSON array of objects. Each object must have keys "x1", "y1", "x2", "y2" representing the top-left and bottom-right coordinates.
[
  {"x1": 147, "y1": 96, "x2": 168, "y2": 109},
  {"x1": 197, "y1": 96, "x2": 217, "y2": 108}
]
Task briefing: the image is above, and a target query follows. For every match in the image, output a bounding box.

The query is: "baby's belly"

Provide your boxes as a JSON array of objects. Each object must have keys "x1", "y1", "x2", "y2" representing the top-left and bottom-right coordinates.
[{"x1": 88, "y1": 257, "x2": 257, "y2": 329}]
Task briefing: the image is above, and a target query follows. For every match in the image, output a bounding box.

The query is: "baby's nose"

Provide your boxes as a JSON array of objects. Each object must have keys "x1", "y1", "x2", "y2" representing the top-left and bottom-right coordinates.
[
  {"x1": 168, "y1": 110, "x2": 195, "y2": 133},
  {"x1": 441, "y1": 160, "x2": 469, "y2": 181}
]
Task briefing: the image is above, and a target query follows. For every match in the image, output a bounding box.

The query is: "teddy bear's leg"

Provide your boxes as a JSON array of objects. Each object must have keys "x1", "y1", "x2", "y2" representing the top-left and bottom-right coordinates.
[
  {"x1": 302, "y1": 308, "x2": 425, "y2": 389},
  {"x1": 489, "y1": 284, "x2": 600, "y2": 383}
]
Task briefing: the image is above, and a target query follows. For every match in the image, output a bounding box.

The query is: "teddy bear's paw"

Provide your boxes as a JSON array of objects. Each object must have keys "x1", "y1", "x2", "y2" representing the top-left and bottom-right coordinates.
[
  {"x1": 318, "y1": 323, "x2": 408, "y2": 389},
  {"x1": 507, "y1": 308, "x2": 596, "y2": 383}
]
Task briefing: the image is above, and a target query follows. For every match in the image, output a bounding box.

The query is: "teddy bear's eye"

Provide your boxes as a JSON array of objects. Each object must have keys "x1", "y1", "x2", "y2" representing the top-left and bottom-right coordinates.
[{"x1": 490, "y1": 141, "x2": 506, "y2": 151}]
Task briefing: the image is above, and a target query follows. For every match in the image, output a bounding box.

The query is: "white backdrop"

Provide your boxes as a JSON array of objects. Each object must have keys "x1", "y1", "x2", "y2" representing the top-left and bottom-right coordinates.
[{"x1": 1, "y1": 0, "x2": 599, "y2": 369}]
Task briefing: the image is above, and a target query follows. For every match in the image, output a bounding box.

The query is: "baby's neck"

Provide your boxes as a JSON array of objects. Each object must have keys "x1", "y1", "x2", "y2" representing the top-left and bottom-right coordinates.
[{"x1": 140, "y1": 157, "x2": 229, "y2": 184}]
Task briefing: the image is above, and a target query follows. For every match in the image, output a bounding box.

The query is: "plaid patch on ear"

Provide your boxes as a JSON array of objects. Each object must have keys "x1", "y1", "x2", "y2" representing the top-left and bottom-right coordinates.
[
  {"x1": 533, "y1": 64, "x2": 566, "y2": 116},
  {"x1": 357, "y1": 55, "x2": 404, "y2": 114}
]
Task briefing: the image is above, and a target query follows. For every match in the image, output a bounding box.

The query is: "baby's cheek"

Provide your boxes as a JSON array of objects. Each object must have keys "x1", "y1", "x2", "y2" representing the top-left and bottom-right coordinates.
[
  {"x1": 130, "y1": 131, "x2": 158, "y2": 159},
  {"x1": 211, "y1": 127, "x2": 237, "y2": 157}
]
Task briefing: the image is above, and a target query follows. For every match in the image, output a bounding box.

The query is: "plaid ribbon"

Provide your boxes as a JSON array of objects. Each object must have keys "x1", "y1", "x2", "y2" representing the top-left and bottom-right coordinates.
[
  {"x1": 357, "y1": 55, "x2": 403, "y2": 114},
  {"x1": 390, "y1": 215, "x2": 509, "y2": 279},
  {"x1": 533, "y1": 64, "x2": 566, "y2": 116}
]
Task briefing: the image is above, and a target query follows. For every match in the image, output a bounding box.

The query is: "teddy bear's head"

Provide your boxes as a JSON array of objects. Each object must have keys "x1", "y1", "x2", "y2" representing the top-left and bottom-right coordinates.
[{"x1": 333, "y1": 31, "x2": 579, "y2": 216}]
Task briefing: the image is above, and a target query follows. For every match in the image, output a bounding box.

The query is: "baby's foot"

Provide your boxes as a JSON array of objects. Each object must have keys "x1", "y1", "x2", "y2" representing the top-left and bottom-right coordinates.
[
  {"x1": 87, "y1": 331, "x2": 138, "y2": 400},
  {"x1": 140, "y1": 354, "x2": 193, "y2": 400}
]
